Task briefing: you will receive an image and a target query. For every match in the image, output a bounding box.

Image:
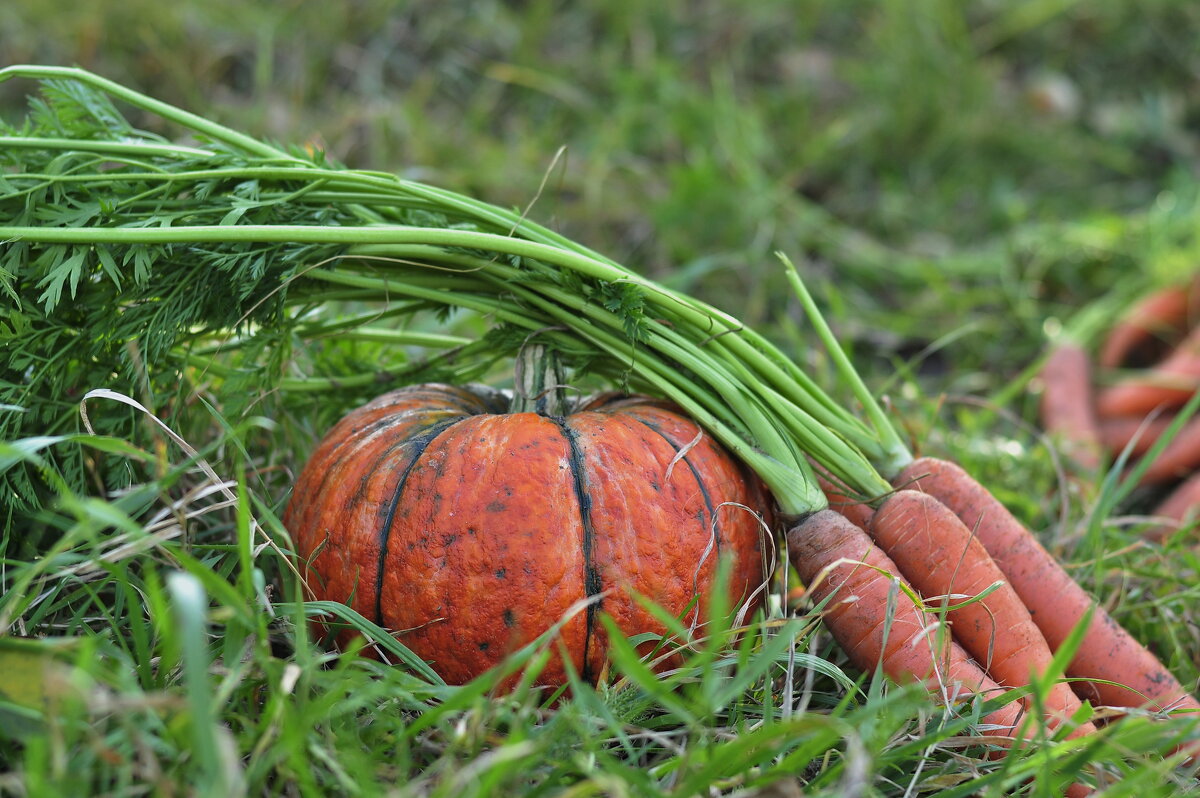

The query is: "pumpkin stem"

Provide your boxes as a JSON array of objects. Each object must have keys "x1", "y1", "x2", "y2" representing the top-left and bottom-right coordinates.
[{"x1": 511, "y1": 342, "x2": 572, "y2": 416}]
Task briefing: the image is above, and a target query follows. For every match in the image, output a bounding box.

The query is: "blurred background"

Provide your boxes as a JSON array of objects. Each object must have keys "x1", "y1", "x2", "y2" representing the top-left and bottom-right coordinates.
[{"x1": 3, "y1": 0, "x2": 1199, "y2": 395}]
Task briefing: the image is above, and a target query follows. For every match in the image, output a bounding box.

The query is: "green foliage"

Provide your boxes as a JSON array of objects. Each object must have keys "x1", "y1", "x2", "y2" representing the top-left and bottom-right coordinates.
[{"x1": 6, "y1": 66, "x2": 895, "y2": 518}]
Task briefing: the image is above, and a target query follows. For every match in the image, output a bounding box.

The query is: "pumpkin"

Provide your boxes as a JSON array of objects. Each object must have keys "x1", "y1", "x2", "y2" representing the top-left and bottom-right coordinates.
[{"x1": 284, "y1": 371, "x2": 770, "y2": 687}]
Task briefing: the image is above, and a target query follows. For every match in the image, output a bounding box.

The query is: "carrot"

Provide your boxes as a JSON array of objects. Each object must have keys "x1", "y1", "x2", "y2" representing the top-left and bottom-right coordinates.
[
  {"x1": 895, "y1": 456, "x2": 1200, "y2": 718},
  {"x1": 1146, "y1": 471, "x2": 1200, "y2": 543},
  {"x1": 1098, "y1": 414, "x2": 1200, "y2": 486},
  {"x1": 816, "y1": 471, "x2": 874, "y2": 530},
  {"x1": 1130, "y1": 416, "x2": 1200, "y2": 486},
  {"x1": 787, "y1": 509, "x2": 1026, "y2": 740},
  {"x1": 1097, "y1": 414, "x2": 1175, "y2": 459},
  {"x1": 1097, "y1": 326, "x2": 1200, "y2": 418},
  {"x1": 1039, "y1": 342, "x2": 1103, "y2": 473},
  {"x1": 1098, "y1": 280, "x2": 1198, "y2": 370},
  {"x1": 869, "y1": 490, "x2": 1097, "y2": 738}
]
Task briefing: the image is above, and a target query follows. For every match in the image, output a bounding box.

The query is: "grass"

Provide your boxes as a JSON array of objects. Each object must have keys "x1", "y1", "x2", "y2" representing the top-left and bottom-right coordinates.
[{"x1": 3, "y1": 0, "x2": 1200, "y2": 794}]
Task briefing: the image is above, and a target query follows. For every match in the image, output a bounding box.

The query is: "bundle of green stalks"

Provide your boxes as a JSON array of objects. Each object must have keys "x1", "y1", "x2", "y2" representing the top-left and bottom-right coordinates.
[{"x1": 1, "y1": 66, "x2": 1197, "y2": 796}]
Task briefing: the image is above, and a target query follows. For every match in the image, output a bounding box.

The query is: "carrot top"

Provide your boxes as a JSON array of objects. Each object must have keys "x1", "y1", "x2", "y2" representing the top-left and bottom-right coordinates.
[{"x1": 0, "y1": 64, "x2": 898, "y2": 517}]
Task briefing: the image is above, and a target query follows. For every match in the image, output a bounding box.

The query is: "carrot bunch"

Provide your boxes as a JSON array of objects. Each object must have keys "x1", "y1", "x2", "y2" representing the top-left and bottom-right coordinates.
[
  {"x1": 792, "y1": 458, "x2": 1200, "y2": 790},
  {"x1": 791, "y1": 489, "x2": 1098, "y2": 745},
  {"x1": 1040, "y1": 275, "x2": 1200, "y2": 540},
  {"x1": 778, "y1": 268, "x2": 1199, "y2": 782}
]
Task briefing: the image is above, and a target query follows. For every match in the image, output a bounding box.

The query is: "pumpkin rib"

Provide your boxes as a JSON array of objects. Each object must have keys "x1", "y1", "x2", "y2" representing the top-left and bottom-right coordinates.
[
  {"x1": 384, "y1": 412, "x2": 590, "y2": 685},
  {"x1": 627, "y1": 415, "x2": 723, "y2": 559},
  {"x1": 616, "y1": 404, "x2": 771, "y2": 614},
  {"x1": 374, "y1": 415, "x2": 473, "y2": 627},
  {"x1": 292, "y1": 407, "x2": 468, "y2": 616},
  {"x1": 552, "y1": 415, "x2": 604, "y2": 684},
  {"x1": 290, "y1": 390, "x2": 479, "y2": 549}
]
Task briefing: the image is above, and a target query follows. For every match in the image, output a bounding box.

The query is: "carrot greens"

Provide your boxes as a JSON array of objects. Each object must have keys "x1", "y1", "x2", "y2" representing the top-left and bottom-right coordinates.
[{"x1": 0, "y1": 64, "x2": 891, "y2": 520}]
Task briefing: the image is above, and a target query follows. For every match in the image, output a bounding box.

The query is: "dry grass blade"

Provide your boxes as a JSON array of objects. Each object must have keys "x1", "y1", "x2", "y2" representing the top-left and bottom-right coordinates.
[{"x1": 78, "y1": 388, "x2": 307, "y2": 592}]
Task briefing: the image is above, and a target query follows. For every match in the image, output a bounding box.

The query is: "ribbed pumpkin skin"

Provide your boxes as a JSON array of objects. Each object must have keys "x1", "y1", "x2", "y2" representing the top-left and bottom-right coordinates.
[{"x1": 284, "y1": 384, "x2": 768, "y2": 687}]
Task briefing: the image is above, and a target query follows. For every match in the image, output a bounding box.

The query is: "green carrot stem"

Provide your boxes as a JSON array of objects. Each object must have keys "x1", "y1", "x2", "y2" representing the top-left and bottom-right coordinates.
[
  {"x1": 350, "y1": 244, "x2": 890, "y2": 465},
  {"x1": 615, "y1": 306, "x2": 888, "y2": 495},
  {"x1": 298, "y1": 270, "x2": 540, "y2": 329},
  {"x1": 352, "y1": 248, "x2": 892, "y2": 493},
  {"x1": 333, "y1": 251, "x2": 820, "y2": 510},
  {"x1": 523, "y1": 284, "x2": 802, "y2": 468},
  {"x1": 298, "y1": 327, "x2": 472, "y2": 348},
  {"x1": 779, "y1": 253, "x2": 913, "y2": 478},
  {"x1": 180, "y1": 354, "x2": 411, "y2": 392},
  {"x1": 685, "y1": 323, "x2": 886, "y2": 462},
  {"x1": 0, "y1": 136, "x2": 215, "y2": 159},
  {"x1": 509, "y1": 292, "x2": 823, "y2": 514},
  {"x1": 0, "y1": 64, "x2": 293, "y2": 161}
]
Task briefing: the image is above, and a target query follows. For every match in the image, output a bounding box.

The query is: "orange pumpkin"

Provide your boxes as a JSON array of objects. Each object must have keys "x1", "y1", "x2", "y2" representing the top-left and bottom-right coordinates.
[{"x1": 284, "y1": 381, "x2": 769, "y2": 687}]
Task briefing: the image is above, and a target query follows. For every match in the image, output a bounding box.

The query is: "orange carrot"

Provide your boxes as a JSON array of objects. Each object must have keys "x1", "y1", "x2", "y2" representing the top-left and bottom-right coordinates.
[
  {"x1": 1098, "y1": 281, "x2": 1198, "y2": 370},
  {"x1": 787, "y1": 509, "x2": 1025, "y2": 740},
  {"x1": 816, "y1": 471, "x2": 874, "y2": 530},
  {"x1": 1146, "y1": 471, "x2": 1200, "y2": 543},
  {"x1": 1039, "y1": 342, "x2": 1103, "y2": 473},
  {"x1": 1099, "y1": 414, "x2": 1200, "y2": 486},
  {"x1": 894, "y1": 456, "x2": 1200, "y2": 719},
  {"x1": 1134, "y1": 417, "x2": 1200, "y2": 486},
  {"x1": 869, "y1": 490, "x2": 1097, "y2": 738},
  {"x1": 1097, "y1": 326, "x2": 1200, "y2": 418},
  {"x1": 1097, "y1": 414, "x2": 1175, "y2": 459}
]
